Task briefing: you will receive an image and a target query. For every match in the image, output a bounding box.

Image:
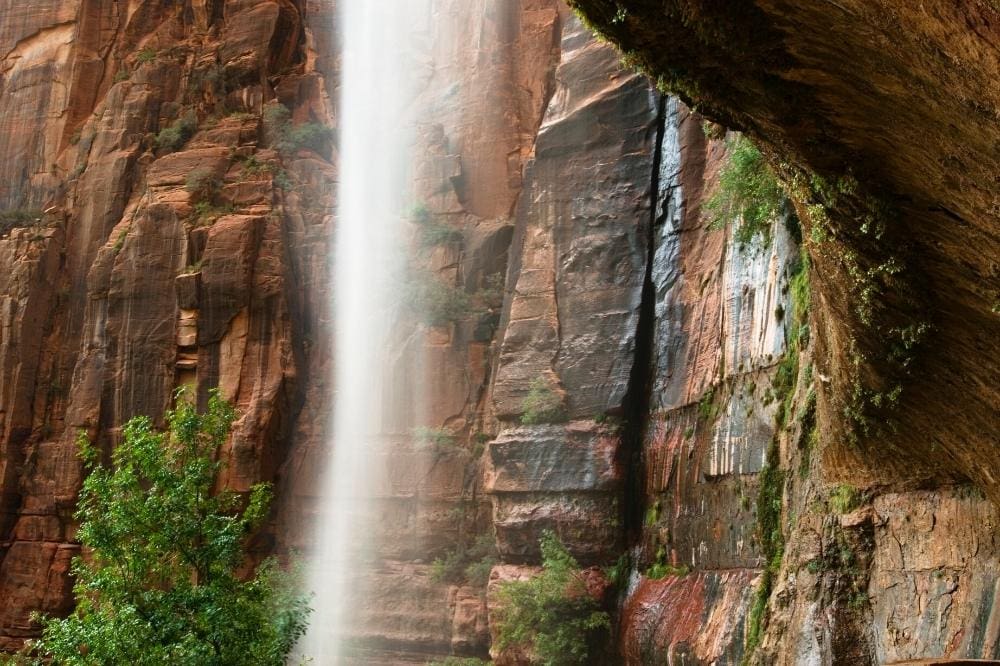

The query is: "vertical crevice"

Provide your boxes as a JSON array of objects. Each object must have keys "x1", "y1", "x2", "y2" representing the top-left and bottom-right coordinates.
[{"x1": 619, "y1": 93, "x2": 667, "y2": 547}]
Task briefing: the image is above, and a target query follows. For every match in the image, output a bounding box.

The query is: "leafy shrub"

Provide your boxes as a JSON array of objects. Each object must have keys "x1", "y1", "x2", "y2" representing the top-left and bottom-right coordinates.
[
  {"x1": 156, "y1": 111, "x2": 198, "y2": 153},
  {"x1": 704, "y1": 134, "x2": 786, "y2": 246},
  {"x1": 112, "y1": 227, "x2": 129, "y2": 253},
  {"x1": 413, "y1": 426, "x2": 457, "y2": 451},
  {"x1": 431, "y1": 534, "x2": 497, "y2": 587},
  {"x1": 520, "y1": 378, "x2": 566, "y2": 425},
  {"x1": 477, "y1": 272, "x2": 505, "y2": 310},
  {"x1": 645, "y1": 546, "x2": 689, "y2": 580},
  {"x1": 24, "y1": 391, "x2": 312, "y2": 665},
  {"x1": 241, "y1": 154, "x2": 270, "y2": 176},
  {"x1": 192, "y1": 201, "x2": 234, "y2": 226},
  {"x1": 136, "y1": 47, "x2": 157, "y2": 64},
  {"x1": 410, "y1": 203, "x2": 462, "y2": 246},
  {"x1": 494, "y1": 531, "x2": 610, "y2": 665},
  {"x1": 829, "y1": 484, "x2": 861, "y2": 514},
  {"x1": 697, "y1": 387, "x2": 716, "y2": 421},
  {"x1": 263, "y1": 102, "x2": 333, "y2": 157},
  {"x1": 285, "y1": 122, "x2": 333, "y2": 154},
  {"x1": 185, "y1": 167, "x2": 222, "y2": 203},
  {"x1": 426, "y1": 659, "x2": 490, "y2": 666},
  {"x1": 240, "y1": 156, "x2": 293, "y2": 191},
  {"x1": 406, "y1": 277, "x2": 472, "y2": 327},
  {"x1": 643, "y1": 500, "x2": 660, "y2": 527},
  {"x1": 273, "y1": 168, "x2": 293, "y2": 191},
  {"x1": 603, "y1": 553, "x2": 629, "y2": 587},
  {"x1": 0, "y1": 209, "x2": 42, "y2": 237}
]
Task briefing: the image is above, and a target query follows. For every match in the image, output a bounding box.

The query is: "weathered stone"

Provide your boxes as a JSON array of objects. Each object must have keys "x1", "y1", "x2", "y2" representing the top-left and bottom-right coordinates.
[
  {"x1": 620, "y1": 571, "x2": 756, "y2": 665},
  {"x1": 492, "y1": 14, "x2": 660, "y2": 421},
  {"x1": 485, "y1": 422, "x2": 622, "y2": 494}
]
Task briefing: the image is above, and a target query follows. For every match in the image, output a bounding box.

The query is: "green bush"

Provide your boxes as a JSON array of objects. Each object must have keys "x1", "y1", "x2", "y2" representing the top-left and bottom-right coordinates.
[
  {"x1": 494, "y1": 531, "x2": 610, "y2": 666},
  {"x1": 697, "y1": 387, "x2": 716, "y2": 421},
  {"x1": 156, "y1": 111, "x2": 198, "y2": 153},
  {"x1": 413, "y1": 426, "x2": 457, "y2": 451},
  {"x1": 477, "y1": 272, "x2": 505, "y2": 310},
  {"x1": 829, "y1": 484, "x2": 861, "y2": 514},
  {"x1": 241, "y1": 155, "x2": 270, "y2": 176},
  {"x1": 704, "y1": 134, "x2": 786, "y2": 246},
  {"x1": 645, "y1": 546, "x2": 689, "y2": 580},
  {"x1": 643, "y1": 500, "x2": 660, "y2": 527},
  {"x1": 22, "y1": 390, "x2": 311, "y2": 665},
  {"x1": 185, "y1": 167, "x2": 221, "y2": 203},
  {"x1": 431, "y1": 534, "x2": 497, "y2": 587},
  {"x1": 410, "y1": 203, "x2": 462, "y2": 246},
  {"x1": 520, "y1": 378, "x2": 566, "y2": 425},
  {"x1": 0, "y1": 209, "x2": 42, "y2": 237},
  {"x1": 426, "y1": 659, "x2": 490, "y2": 666},
  {"x1": 406, "y1": 277, "x2": 472, "y2": 327},
  {"x1": 263, "y1": 103, "x2": 332, "y2": 157},
  {"x1": 192, "y1": 201, "x2": 234, "y2": 226},
  {"x1": 136, "y1": 47, "x2": 157, "y2": 64}
]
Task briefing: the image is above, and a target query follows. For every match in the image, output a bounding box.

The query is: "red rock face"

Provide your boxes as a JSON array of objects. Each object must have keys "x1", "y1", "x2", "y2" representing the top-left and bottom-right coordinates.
[
  {"x1": 0, "y1": 0, "x2": 326, "y2": 650},
  {"x1": 620, "y1": 571, "x2": 755, "y2": 664},
  {"x1": 0, "y1": 1, "x2": 997, "y2": 664}
]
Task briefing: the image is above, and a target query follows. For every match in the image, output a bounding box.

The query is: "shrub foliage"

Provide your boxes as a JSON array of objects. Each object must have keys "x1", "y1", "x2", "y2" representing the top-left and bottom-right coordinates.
[
  {"x1": 704, "y1": 134, "x2": 786, "y2": 245},
  {"x1": 520, "y1": 378, "x2": 566, "y2": 425},
  {"x1": 156, "y1": 111, "x2": 198, "y2": 153},
  {"x1": 21, "y1": 391, "x2": 311, "y2": 665},
  {"x1": 263, "y1": 103, "x2": 333, "y2": 157},
  {"x1": 0, "y1": 209, "x2": 43, "y2": 237},
  {"x1": 494, "y1": 531, "x2": 609, "y2": 666}
]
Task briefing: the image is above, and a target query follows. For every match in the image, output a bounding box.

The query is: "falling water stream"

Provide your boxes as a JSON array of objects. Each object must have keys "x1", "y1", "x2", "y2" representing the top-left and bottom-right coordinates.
[{"x1": 300, "y1": 1, "x2": 430, "y2": 661}]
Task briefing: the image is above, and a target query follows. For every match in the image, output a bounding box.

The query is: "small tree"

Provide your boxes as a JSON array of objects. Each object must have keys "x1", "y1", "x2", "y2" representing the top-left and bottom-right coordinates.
[
  {"x1": 23, "y1": 391, "x2": 311, "y2": 665},
  {"x1": 494, "y1": 531, "x2": 609, "y2": 666}
]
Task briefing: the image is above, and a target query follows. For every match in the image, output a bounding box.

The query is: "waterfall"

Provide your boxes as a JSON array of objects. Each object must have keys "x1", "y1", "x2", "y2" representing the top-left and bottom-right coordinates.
[{"x1": 300, "y1": 1, "x2": 429, "y2": 661}]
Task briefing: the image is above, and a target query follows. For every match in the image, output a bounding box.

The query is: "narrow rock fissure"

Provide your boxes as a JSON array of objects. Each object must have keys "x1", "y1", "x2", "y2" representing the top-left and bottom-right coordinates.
[{"x1": 619, "y1": 93, "x2": 667, "y2": 547}]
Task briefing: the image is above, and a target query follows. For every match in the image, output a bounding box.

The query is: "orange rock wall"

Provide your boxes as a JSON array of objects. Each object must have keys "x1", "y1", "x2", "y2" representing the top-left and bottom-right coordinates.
[{"x1": 0, "y1": 1, "x2": 997, "y2": 664}]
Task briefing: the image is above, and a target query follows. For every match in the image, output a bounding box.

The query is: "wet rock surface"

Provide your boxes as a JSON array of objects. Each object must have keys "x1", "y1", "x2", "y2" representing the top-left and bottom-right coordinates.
[{"x1": 0, "y1": 0, "x2": 996, "y2": 663}]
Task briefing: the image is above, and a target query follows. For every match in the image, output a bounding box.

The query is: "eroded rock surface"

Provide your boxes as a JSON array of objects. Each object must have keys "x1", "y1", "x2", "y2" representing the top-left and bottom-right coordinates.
[{"x1": 0, "y1": 0, "x2": 996, "y2": 664}]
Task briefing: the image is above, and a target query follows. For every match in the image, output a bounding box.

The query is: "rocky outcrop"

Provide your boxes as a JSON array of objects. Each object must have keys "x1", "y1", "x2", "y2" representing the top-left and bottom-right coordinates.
[
  {"x1": 568, "y1": 1, "x2": 1000, "y2": 663},
  {"x1": 0, "y1": 0, "x2": 996, "y2": 664},
  {"x1": 568, "y1": 0, "x2": 1000, "y2": 492},
  {"x1": 0, "y1": 0, "x2": 327, "y2": 650}
]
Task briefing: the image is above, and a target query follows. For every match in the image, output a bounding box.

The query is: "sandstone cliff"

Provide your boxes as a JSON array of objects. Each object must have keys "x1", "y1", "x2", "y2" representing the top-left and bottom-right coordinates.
[{"x1": 0, "y1": 0, "x2": 996, "y2": 664}]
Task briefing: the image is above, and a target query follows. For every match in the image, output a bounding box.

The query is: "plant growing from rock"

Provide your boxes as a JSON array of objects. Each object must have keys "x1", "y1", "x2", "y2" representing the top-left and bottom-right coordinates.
[
  {"x1": 21, "y1": 390, "x2": 311, "y2": 665},
  {"x1": 829, "y1": 484, "x2": 862, "y2": 514},
  {"x1": 412, "y1": 426, "x2": 458, "y2": 452},
  {"x1": 520, "y1": 378, "x2": 566, "y2": 425},
  {"x1": 704, "y1": 133, "x2": 787, "y2": 246},
  {"x1": 156, "y1": 111, "x2": 198, "y2": 153},
  {"x1": 494, "y1": 531, "x2": 610, "y2": 666},
  {"x1": 263, "y1": 103, "x2": 333, "y2": 157},
  {"x1": 430, "y1": 534, "x2": 497, "y2": 587},
  {"x1": 645, "y1": 545, "x2": 689, "y2": 580},
  {"x1": 185, "y1": 167, "x2": 222, "y2": 204},
  {"x1": 0, "y1": 209, "x2": 43, "y2": 237},
  {"x1": 406, "y1": 276, "x2": 472, "y2": 327},
  {"x1": 136, "y1": 47, "x2": 157, "y2": 64},
  {"x1": 410, "y1": 203, "x2": 462, "y2": 246}
]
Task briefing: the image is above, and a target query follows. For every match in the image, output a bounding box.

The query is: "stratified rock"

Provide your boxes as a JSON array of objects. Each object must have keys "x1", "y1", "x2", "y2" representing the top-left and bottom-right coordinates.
[
  {"x1": 620, "y1": 571, "x2": 756, "y2": 664},
  {"x1": 492, "y1": 13, "x2": 660, "y2": 421}
]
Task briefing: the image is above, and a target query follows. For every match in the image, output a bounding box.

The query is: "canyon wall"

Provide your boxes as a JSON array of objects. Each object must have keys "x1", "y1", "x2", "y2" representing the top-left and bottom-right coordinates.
[{"x1": 0, "y1": 0, "x2": 996, "y2": 664}]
